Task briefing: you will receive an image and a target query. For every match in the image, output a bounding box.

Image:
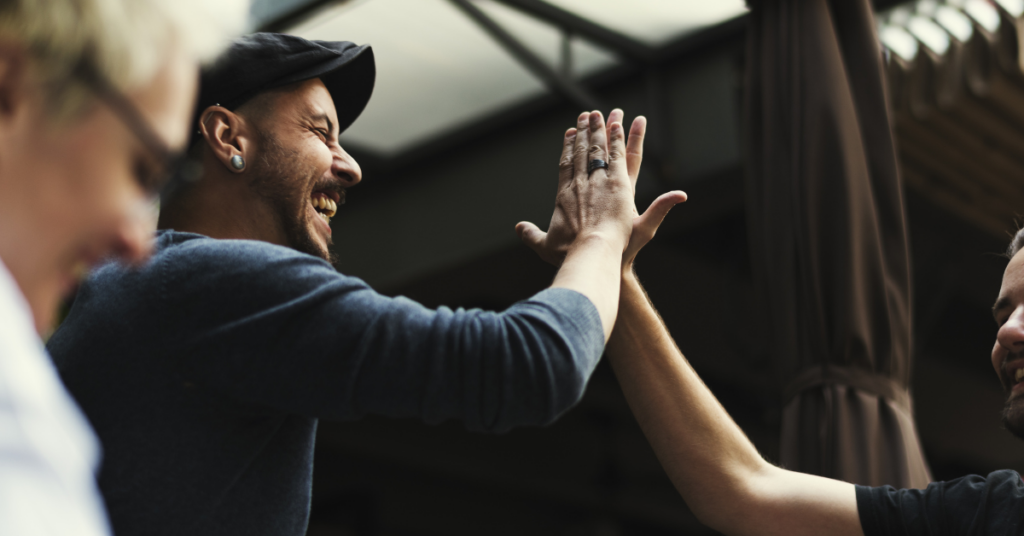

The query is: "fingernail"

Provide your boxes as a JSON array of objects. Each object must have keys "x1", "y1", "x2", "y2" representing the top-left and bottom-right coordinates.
[{"x1": 565, "y1": 128, "x2": 576, "y2": 138}]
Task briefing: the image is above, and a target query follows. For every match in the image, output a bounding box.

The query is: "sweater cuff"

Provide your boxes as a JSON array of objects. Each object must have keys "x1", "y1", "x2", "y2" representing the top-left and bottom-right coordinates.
[{"x1": 526, "y1": 287, "x2": 604, "y2": 360}]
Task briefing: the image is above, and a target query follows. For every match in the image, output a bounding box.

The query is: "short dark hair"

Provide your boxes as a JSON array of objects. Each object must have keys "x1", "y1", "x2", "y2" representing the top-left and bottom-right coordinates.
[{"x1": 1008, "y1": 226, "x2": 1024, "y2": 258}]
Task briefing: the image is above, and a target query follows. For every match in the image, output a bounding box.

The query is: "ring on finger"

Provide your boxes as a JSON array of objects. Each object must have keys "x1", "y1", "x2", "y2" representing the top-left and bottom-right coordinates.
[{"x1": 587, "y1": 159, "x2": 608, "y2": 175}]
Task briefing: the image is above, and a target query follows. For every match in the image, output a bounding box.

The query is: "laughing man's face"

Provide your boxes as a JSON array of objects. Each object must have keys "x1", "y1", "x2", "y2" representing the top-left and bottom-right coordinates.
[
  {"x1": 992, "y1": 250, "x2": 1024, "y2": 438},
  {"x1": 246, "y1": 78, "x2": 361, "y2": 262}
]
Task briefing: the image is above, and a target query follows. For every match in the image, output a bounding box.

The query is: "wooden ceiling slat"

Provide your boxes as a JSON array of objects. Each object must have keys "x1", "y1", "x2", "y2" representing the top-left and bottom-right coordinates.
[
  {"x1": 975, "y1": 71, "x2": 1024, "y2": 128},
  {"x1": 902, "y1": 108, "x2": 1024, "y2": 184},
  {"x1": 901, "y1": 164, "x2": 1010, "y2": 235},
  {"x1": 895, "y1": 116, "x2": 1024, "y2": 206},
  {"x1": 897, "y1": 137, "x2": 1021, "y2": 225}
]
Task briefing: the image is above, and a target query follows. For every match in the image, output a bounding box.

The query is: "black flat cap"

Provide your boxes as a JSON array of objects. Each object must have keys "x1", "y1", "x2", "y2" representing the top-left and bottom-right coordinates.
[{"x1": 191, "y1": 32, "x2": 375, "y2": 146}]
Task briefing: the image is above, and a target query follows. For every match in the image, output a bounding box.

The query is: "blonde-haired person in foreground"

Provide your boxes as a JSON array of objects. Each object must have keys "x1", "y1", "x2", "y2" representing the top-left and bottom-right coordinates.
[{"x1": 0, "y1": 0, "x2": 246, "y2": 534}]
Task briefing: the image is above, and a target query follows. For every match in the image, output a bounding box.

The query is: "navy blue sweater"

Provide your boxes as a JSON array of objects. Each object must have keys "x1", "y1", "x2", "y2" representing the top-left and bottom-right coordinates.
[
  {"x1": 48, "y1": 230, "x2": 604, "y2": 536},
  {"x1": 857, "y1": 470, "x2": 1024, "y2": 535}
]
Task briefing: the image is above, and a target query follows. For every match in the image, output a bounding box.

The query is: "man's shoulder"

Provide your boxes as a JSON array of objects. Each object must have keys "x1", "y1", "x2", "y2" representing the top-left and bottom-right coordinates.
[
  {"x1": 856, "y1": 470, "x2": 1024, "y2": 535},
  {"x1": 88, "y1": 230, "x2": 332, "y2": 281},
  {"x1": 84, "y1": 230, "x2": 362, "y2": 305},
  {"x1": 155, "y1": 230, "x2": 328, "y2": 269}
]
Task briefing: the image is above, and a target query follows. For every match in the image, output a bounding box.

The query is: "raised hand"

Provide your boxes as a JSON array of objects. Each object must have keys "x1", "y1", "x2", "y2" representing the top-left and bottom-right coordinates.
[
  {"x1": 518, "y1": 109, "x2": 687, "y2": 272},
  {"x1": 606, "y1": 109, "x2": 687, "y2": 270},
  {"x1": 516, "y1": 110, "x2": 635, "y2": 264}
]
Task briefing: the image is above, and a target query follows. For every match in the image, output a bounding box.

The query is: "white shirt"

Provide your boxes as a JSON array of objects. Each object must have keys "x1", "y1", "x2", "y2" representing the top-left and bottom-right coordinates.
[{"x1": 0, "y1": 259, "x2": 110, "y2": 536}]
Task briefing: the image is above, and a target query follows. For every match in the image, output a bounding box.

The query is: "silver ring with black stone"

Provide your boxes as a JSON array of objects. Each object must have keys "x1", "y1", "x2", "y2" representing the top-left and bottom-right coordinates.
[{"x1": 588, "y1": 159, "x2": 608, "y2": 175}]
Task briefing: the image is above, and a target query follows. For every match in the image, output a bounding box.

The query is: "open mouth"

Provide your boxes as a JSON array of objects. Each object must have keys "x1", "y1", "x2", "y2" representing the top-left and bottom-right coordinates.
[
  {"x1": 1006, "y1": 361, "x2": 1024, "y2": 393},
  {"x1": 311, "y1": 190, "x2": 340, "y2": 225}
]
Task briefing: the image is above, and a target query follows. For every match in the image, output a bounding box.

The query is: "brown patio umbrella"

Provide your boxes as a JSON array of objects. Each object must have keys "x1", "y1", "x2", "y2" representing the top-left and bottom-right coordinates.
[{"x1": 745, "y1": 0, "x2": 932, "y2": 488}]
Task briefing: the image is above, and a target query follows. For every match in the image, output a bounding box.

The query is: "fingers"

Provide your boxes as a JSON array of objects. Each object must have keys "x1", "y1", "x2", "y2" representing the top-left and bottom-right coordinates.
[
  {"x1": 636, "y1": 190, "x2": 687, "y2": 234},
  {"x1": 607, "y1": 119, "x2": 627, "y2": 179},
  {"x1": 607, "y1": 108, "x2": 624, "y2": 134},
  {"x1": 623, "y1": 191, "x2": 687, "y2": 264},
  {"x1": 626, "y1": 116, "x2": 646, "y2": 187},
  {"x1": 572, "y1": 112, "x2": 591, "y2": 182},
  {"x1": 587, "y1": 111, "x2": 609, "y2": 176},
  {"x1": 558, "y1": 128, "x2": 577, "y2": 189},
  {"x1": 516, "y1": 221, "x2": 546, "y2": 251}
]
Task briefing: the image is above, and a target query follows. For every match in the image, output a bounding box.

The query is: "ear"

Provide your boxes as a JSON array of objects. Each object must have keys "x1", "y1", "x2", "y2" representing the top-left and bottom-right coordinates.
[{"x1": 198, "y1": 105, "x2": 253, "y2": 174}]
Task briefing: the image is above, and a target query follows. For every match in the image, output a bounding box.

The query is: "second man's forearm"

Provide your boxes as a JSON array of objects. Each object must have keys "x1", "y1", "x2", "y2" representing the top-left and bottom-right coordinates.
[
  {"x1": 607, "y1": 273, "x2": 862, "y2": 536},
  {"x1": 605, "y1": 271, "x2": 771, "y2": 528}
]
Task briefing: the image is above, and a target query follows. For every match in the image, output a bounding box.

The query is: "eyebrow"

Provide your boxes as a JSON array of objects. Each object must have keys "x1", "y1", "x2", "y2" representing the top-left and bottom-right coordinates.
[
  {"x1": 994, "y1": 296, "x2": 1012, "y2": 320},
  {"x1": 310, "y1": 112, "x2": 336, "y2": 137}
]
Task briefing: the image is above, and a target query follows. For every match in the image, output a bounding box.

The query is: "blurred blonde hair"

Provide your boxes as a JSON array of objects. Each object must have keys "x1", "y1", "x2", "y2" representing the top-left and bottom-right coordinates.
[{"x1": 0, "y1": 0, "x2": 248, "y2": 120}]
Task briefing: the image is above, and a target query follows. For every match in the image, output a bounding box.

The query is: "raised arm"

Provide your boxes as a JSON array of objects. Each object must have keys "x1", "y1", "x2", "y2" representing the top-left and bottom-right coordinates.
[
  {"x1": 523, "y1": 108, "x2": 866, "y2": 535},
  {"x1": 607, "y1": 273, "x2": 862, "y2": 536},
  {"x1": 517, "y1": 111, "x2": 636, "y2": 341},
  {"x1": 598, "y1": 114, "x2": 863, "y2": 534}
]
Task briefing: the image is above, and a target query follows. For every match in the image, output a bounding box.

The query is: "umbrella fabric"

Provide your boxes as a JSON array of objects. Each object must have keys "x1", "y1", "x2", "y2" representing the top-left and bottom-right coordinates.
[{"x1": 744, "y1": 0, "x2": 931, "y2": 488}]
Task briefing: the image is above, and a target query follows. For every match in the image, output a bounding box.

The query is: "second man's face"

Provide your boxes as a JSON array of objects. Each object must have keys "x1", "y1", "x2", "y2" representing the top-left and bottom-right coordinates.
[
  {"x1": 247, "y1": 78, "x2": 362, "y2": 263},
  {"x1": 992, "y1": 250, "x2": 1024, "y2": 439}
]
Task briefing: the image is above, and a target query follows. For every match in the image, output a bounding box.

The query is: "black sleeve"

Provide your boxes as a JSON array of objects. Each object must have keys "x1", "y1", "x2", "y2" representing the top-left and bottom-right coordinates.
[
  {"x1": 856, "y1": 470, "x2": 1024, "y2": 536},
  {"x1": 160, "y1": 239, "x2": 605, "y2": 433}
]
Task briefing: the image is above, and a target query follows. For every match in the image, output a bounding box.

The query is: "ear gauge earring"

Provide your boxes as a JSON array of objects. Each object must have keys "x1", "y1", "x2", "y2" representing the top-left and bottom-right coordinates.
[{"x1": 230, "y1": 155, "x2": 245, "y2": 171}]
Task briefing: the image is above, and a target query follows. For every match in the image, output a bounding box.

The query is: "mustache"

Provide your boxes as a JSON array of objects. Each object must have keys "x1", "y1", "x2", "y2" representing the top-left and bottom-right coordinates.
[{"x1": 313, "y1": 181, "x2": 347, "y2": 205}]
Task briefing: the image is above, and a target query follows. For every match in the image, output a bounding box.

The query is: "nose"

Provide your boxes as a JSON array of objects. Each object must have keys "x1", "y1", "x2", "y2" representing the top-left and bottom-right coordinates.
[
  {"x1": 998, "y1": 306, "x2": 1024, "y2": 352},
  {"x1": 332, "y1": 145, "x2": 362, "y2": 187},
  {"x1": 108, "y1": 197, "x2": 157, "y2": 264},
  {"x1": 995, "y1": 305, "x2": 1024, "y2": 374}
]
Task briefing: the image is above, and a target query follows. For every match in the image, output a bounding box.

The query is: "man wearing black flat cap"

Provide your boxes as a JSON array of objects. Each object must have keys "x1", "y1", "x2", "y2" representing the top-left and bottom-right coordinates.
[{"x1": 46, "y1": 33, "x2": 684, "y2": 536}]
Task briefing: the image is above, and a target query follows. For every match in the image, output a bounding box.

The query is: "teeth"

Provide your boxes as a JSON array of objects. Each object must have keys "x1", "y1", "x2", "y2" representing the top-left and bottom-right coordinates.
[
  {"x1": 1016, "y1": 369, "x2": 1024, "y2": 382},
  {"x1": 312, "y1": 195, "x2": 339, "y2": 219}
]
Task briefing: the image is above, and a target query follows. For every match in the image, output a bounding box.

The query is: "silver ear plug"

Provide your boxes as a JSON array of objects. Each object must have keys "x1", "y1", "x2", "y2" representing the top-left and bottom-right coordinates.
[{"x1": 230, "y1": 155, "x2": 245, "y2": 171}]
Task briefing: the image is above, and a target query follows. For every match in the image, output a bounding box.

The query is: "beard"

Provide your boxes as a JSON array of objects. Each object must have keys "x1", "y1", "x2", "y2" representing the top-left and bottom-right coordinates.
[
  {"x1": 1002, "y1": 394, "x2": 1024, "y2": 440},
  {"x1": 248, "y1": 128, "x2": 338, "y2": 264}
]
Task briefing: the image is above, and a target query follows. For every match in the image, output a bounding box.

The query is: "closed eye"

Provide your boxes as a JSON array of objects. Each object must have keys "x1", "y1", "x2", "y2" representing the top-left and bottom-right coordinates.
[{"x1": 312, "y1": 127, "x2": 331, "y2": 146}]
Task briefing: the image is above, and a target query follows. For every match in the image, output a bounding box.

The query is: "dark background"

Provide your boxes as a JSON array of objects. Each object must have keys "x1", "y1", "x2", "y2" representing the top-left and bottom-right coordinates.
[{"x1": 242, "y1": 1, "x2": 1023, "y2": 534}]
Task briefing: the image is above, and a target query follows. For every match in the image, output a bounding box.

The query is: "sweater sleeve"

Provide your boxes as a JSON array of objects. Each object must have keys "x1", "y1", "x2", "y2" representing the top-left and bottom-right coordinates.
[
  {"x1": 855, "y1": 470, "x2": 1024, "y2": 536},
  {"x1": 164, "y1": 239, "x2": 605, "y2": 433}
]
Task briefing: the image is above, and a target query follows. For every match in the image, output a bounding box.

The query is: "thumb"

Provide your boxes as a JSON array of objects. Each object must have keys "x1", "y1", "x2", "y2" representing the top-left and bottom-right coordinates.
[
  {"x1": 636, "y1": 191, "x2": 687, "y2": 234},
  {"x1": 516, "y1": 221, "x2": 547, "y2": 251}
]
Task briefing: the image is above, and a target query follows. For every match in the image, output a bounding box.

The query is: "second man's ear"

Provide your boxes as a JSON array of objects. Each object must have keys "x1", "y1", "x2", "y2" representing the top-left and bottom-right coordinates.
[{"x1": 198, "y1": 106, "x2": 250, "y2": 174}]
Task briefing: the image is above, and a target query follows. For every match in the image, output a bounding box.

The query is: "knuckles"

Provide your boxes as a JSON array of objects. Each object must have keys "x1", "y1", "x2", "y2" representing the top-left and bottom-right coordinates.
[
  {"x1": 558, "y1": 156, "x2": 574, "y2": 172},
  {"x1": 588, "y1": 144, "x2": 605, "y2": 158}
]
